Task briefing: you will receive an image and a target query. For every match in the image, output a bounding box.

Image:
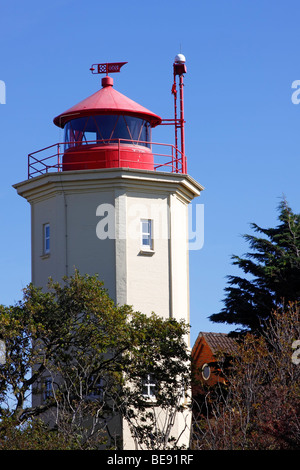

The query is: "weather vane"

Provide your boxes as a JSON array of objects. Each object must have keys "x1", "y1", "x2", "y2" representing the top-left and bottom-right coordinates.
[{"x1": 89, "y1": 62, "x2": 128, "y2": 75}]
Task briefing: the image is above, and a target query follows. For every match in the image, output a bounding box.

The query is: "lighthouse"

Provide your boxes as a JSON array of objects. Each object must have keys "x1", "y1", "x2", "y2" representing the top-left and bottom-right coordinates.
[{"x1": 14, "y1": 56, "x2": 203, "y2": 448}]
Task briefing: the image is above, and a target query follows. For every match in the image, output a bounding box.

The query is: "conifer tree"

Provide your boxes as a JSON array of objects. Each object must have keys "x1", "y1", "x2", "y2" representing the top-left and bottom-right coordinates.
[{"x1": 209, "y1": 198, "x2": 300, "y2": 332}]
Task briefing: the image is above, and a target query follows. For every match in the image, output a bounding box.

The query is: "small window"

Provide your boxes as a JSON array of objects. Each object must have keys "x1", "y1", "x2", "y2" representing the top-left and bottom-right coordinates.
[
  {"x1": 141, "y1": 219, "x2": 153, "y2": 251},
  {"x1": 87, "y1": 376, "x2": 104, "y2": 399},
  {"x1": 44, "y1": 223, "x2": 50, "y2": 254},
  {"x1": 43, "y1": 378, "x2": 53, "y2": 401},
  {"x1": 142, "y1": 374, "x2": 156, "y2": 398},
  {"x1": 202, "y1": 364, "x2": 210, "y2": 381}
]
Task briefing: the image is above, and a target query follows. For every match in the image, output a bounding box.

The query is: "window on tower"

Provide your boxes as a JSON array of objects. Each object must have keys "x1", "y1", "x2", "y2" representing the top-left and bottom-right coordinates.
[
  {"x1": 43, "y1": 223, "x2": 50, "y2": 255},
  {"x1": 64, "y1": 114, "x2": 151, "y2": 150},
  {"x1": 87, "y1": 376, "x2": 104, "y2": 400},
  {"x1": 141, "y1": 219, "x2": 153, "y2": 251},
  {"x1": 142, "y1": 374, "x2": 156, "y2": 399},
  {"x1": 43, "y1": 378, "x2": 53, "y2": 401}
]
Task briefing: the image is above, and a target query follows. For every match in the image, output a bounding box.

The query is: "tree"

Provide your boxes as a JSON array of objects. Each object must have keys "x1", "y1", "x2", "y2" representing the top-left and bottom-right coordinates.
[
  {"x1": 192, "y1": 301, "x2": 300, "y2": 450},
  {"x1": 210, "y1": 198, "x2": 300, "y2": 332},
  {"x1": 0, "y1": 271, "x2": 190, "y2": 450}
]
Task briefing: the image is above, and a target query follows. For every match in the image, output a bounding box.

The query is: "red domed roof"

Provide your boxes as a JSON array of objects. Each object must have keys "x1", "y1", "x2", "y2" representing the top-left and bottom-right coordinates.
[{"x1": 53, "y1": 78, "x2": 162, "y2": 128}]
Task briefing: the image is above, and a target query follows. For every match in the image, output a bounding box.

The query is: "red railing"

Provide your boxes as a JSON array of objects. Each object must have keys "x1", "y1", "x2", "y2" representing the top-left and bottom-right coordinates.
[{"x1": 27, "y1": 139, "x2": 187, "y2": 179}]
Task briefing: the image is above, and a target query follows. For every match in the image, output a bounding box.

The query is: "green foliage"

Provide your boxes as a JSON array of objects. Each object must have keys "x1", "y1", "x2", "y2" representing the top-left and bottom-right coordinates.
[
  {"x1": 210, "y1": 198, "x2": 300, "y2": 332},
  {"x1": 0, "y1": 416, "x2": 81, "y2": 450},
  {"x1": 0, "y1": 271, "x2": 190, "y2": 449}
]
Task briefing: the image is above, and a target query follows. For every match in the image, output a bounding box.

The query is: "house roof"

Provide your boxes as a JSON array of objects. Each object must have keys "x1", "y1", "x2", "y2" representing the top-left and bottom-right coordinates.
[{"x1": 192, "y1": 332, "x2": 237, "y2": 357}]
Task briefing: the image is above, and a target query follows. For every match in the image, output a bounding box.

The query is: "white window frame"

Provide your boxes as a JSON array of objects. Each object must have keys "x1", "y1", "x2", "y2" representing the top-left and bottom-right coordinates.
[
  {"x1": 140, "y1": 219, "x2": 153, "y2": 252},
  {"x1": 202, "y1": 363, "x2": 211, "y2": 381},
  {"x1": 142, "y1": 374, "x2": 156, "y2": 399},
  {"x1": 43, "y1": 223, "x2": 50, "y2": 255}
]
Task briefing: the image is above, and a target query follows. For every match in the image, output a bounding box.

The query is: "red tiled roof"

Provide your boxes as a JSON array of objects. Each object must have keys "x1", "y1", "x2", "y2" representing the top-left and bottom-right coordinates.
[{"x1": 193, "y1": 332, "x2": 237, "y2": 356}]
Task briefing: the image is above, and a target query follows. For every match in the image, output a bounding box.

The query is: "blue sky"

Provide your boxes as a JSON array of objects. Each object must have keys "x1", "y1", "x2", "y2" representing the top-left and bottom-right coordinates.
[{"x1": 0, "y1": 0, "x2": 299, "y2": 346}]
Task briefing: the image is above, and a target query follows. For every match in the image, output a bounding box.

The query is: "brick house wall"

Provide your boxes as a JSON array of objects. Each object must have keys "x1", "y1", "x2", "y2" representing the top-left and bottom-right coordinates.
[{"x1": 191, "y1": 332, "x2": 236, "y2": 395}]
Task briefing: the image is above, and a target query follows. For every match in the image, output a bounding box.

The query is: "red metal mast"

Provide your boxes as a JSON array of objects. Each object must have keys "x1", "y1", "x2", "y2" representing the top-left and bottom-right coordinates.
[{"x1": 171, "y1": 54, "x2": 187, "y2": 173}]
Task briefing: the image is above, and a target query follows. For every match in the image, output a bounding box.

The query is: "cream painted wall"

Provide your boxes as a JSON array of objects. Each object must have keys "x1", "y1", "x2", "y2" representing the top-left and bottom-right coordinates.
[
  {"x1": 31, "y1": 188, "x2": 117, "y2": 301},
  {"x1": 64, "y1": 190, "x2": 116, "y2": 297},
  {"x1": 169, "y1": 194, "x2": 190, "y2": 323},
  {"x1": 126, "y1": 192, "x2": 170, "y2": 318},
  {"x1": 15, "y1": 169, "x2": 202, "y2": 318},
  {"x1": 31, "y1": 193, "x2": 66, "y2": 289}
]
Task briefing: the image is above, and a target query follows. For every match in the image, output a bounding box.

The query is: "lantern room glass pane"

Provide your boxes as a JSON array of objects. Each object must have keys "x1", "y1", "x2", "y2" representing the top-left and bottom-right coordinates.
[{"x1": 64, "y1": 115, "x2": 151, "y2": 150}]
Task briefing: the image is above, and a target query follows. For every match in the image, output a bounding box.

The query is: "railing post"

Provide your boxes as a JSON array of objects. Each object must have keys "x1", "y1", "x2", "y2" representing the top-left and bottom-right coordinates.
[
  {"x1": 57, "y1": 143, "x2": 61, "y2": 171},
  {"x1": 172, "y1": 146, "x2": 175, "y2": 173}
]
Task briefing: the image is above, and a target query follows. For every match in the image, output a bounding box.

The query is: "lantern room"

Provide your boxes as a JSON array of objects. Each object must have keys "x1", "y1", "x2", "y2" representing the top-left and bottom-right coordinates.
[
  {"x1": 27, "y1": 59, "x2": 188, "y2": 178},
  {"x1": 53, "y1": 65, "x2": 162, "y2": 172}
]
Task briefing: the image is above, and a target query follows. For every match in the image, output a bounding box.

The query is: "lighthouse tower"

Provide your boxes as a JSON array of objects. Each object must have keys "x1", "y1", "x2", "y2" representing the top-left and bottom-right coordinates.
[{"x1": 14, "y1": 57, "x2": 203, "y2": 448}]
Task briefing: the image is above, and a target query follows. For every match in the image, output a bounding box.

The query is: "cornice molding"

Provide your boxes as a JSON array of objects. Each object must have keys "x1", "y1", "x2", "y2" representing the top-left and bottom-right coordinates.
[{"x1": 14, "y1": 169, "x2": 204, "y2": 204}]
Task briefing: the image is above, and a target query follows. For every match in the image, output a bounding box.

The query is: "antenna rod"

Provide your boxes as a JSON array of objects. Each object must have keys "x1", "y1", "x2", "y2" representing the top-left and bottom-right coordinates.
[
  {"x1": 172, "y1": 68, "x2": 179, "y2": 172},
  {"x1": 173, "y1": 54, "x2": 187, "y2": 173},
  {"x1": 179, "y1": 74, "x2": 185, "y2": 169}
]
